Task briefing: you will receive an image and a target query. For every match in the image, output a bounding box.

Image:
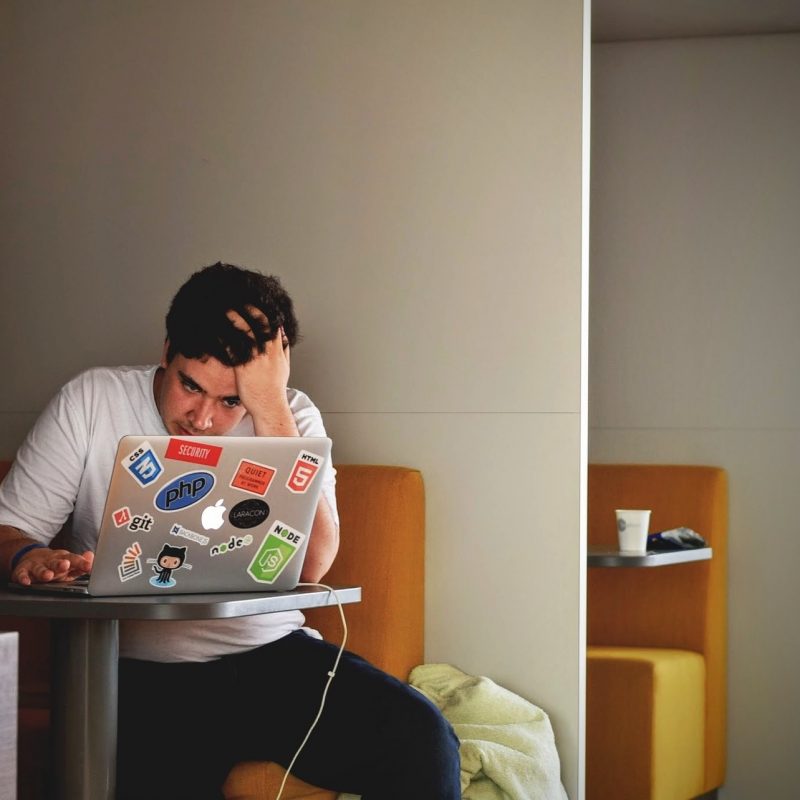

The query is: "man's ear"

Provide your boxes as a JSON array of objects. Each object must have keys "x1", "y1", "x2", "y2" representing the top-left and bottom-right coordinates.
[{"x1": 160, "y1": 339, "x2": 170, "y2": 369}]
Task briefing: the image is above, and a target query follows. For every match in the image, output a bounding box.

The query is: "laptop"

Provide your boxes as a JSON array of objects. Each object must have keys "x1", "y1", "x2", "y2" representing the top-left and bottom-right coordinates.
[{"x1": 14, "y1": 434, "x2": 331, "y2": 596}]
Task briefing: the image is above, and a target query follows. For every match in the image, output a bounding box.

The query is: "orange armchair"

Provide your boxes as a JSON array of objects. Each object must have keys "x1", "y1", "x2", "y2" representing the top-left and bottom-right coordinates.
[{"x1": 587, "y1": 464, "x2": 728, "y2": 800}]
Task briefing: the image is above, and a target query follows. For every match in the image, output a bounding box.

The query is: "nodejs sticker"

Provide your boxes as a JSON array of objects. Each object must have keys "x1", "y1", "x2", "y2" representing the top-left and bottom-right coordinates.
[
  {"x1": 247, "y1": 521, "x2": 306, "y2": 584},
  {"x1": 230, "y1": 459, "x2": 276, "y2": 496},
  {"x1": 165, "y1": 438, "x2": 223, "y2": 467},
  {"x1": 286, "y1": 450, "x2": 323, "y2": 494},
  {"x1": 229, "y1": 499, "x2": 270, "y2": 529},
  {"x1": 210, "y1": 534, "x2": 253, "y2": 557},
  {"x1": 122, "y1": 441, "x2": 163, "y2": 487}
]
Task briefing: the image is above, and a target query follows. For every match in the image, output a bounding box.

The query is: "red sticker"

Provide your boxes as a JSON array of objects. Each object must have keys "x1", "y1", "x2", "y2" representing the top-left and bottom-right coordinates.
[
  {"x1": 113, "y1": 507, "x2": 132, "y2": 527},
  {"x1": 165, "y1": 438, "x2": 223, "y2": 467},
  {"x1": 286, "y1": 450, "x2": 323, "y2": 494},
  {"x1": 230, "y1": 459, "x2": 277, "y2": 496}
]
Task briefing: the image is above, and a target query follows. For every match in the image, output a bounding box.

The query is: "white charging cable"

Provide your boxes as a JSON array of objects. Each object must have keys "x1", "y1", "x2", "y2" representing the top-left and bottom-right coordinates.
[{"x1": 273, "y1": 582, "x2": 348, "y2": 800}]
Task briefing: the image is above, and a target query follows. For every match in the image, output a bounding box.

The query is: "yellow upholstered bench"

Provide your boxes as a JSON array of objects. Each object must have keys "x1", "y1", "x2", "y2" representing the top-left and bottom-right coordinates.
[{"x1": 587, "y1": 464, "x2": 727, "y2": 800}]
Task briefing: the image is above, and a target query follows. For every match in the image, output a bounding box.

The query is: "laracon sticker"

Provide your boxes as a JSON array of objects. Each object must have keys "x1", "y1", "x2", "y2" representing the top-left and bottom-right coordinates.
[
  {"x1": 230, "y1": 459, "x2": 276, "y2": 496},
  {"x1": 286, "y1": 450, "x2": 323, "y2": 494},
  {"x1": 247, "y1": 521, "x2": 306, "y2": 584},
  {"x1": 165, "y1": 438, "x2": 223, "y2": 467},
  {"x1": 229, "y1": 499, "x2": 270, "y2": 529},
  {"x1": 154, "y1": 471, "x2": 215, "y2": 512},
  {"x1": 118, "y1": 542, "x2": 143, "y2": 582},
  {"x1": 122, "y1": 441, "x2": 163, "y2": 487}
]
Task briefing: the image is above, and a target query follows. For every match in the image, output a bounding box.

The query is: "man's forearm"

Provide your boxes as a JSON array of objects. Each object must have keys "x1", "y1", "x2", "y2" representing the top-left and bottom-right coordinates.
[
  {"x1": 0, "y1": 524, "x2": 41, "y2": 581},
  {"x1": 300, "y1": 498, "x2": 340, "y2": 583}
]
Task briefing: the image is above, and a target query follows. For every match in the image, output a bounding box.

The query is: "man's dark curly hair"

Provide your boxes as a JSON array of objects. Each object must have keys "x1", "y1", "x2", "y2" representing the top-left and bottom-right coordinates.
[{"x1": 164, "y1": 262, "x2": 300, "y2": 365}]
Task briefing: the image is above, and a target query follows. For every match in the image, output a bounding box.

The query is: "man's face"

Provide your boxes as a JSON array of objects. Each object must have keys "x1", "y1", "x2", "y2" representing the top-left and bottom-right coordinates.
[{"x1": 154, "y1": 347, "x2": 247, "y2": 437}]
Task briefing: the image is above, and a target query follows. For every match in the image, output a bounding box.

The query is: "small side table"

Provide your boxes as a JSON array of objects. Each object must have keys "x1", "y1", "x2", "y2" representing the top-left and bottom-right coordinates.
[{"x1": 587, "y1": 546, "x2": 713, "y2": 568}]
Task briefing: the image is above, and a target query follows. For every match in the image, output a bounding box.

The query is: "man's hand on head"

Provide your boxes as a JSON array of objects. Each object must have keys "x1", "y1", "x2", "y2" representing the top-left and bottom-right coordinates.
[
  {"x1": 11, "y1": 547, "x2": 94, "y2": 586},
  {"x1": 226, "y1": 306, "x2": 297, "y2": 436}
]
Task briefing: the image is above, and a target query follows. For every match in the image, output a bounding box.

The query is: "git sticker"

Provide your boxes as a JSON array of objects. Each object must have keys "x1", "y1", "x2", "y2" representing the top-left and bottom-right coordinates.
[
  {"x1": 286, "y1": 450, "x2": 323, "y2": 494},
  {"x1": 247, "y1": 521, "x2": 306, "y2": 584},
  {"x1": 230, "y1": 459, "x2": 276, "y2": 496},
  {"x1": 121, "y1": 441, "x2": 163, "y2": 487}
]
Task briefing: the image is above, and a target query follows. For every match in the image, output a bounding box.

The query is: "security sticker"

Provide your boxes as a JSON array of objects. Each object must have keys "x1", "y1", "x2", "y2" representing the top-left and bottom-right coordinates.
[
  {"x1": 121, "y1": 441, "x2": 163, "y2": 487},
  {"x1": 118, "y1": 542, "x2": 143, "y2": 582},
  {"x1": 165, "y1": 438, "x2": 223, "y2": 467},
  {"x1": 247, "y1": 521, "x2": 306, "y2": 584},
  {"x1": 286, "y1": 450, "x2": 323, "y2": 494},
  {"x1": 230, "y1": 459, "x2": 276, "y2": 496}
]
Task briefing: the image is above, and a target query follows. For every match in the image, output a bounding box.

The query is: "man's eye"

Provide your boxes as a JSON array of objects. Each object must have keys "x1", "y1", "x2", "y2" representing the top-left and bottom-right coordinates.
[
  {"x1": 181, "y1": 380, "x2": 200, "y2": 393},
  {"x1": 222, "y1": 398, "x2": 241, "y2": 409}
]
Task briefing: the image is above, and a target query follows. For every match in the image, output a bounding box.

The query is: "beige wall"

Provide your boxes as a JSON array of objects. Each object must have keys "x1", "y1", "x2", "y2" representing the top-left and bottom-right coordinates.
[
  {"x1": 591, "y1": 32, "x2": 800, "y2": 799},
  {"x1": 1, "y1": 1, "x2": 588, "y2": 796}
]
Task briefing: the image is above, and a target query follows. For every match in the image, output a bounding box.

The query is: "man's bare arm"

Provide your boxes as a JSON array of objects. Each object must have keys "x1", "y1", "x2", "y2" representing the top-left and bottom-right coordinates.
[
  {"x1": 300, "y1": 497, "x2": 340, "y2": 583},
  {"x1": 0, "y1": 524, "x2": 93, "y2": 585}
]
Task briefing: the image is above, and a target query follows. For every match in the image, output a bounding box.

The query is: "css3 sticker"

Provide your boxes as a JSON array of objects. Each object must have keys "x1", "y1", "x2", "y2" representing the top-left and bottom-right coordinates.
[{"x1": 122, "y1": 441, "x2": 163, "y2": 487}]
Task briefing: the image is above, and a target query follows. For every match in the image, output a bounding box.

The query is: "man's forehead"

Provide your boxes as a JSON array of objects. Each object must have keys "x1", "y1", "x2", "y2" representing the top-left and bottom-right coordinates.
[{"x1": 177, "y1": 356, "x2": 238, "y2": 396}]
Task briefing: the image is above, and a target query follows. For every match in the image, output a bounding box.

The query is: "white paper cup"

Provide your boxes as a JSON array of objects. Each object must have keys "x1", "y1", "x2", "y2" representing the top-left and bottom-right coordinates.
[{"x1": 615, "y1": 509, "x2": 651, "y2": 553}]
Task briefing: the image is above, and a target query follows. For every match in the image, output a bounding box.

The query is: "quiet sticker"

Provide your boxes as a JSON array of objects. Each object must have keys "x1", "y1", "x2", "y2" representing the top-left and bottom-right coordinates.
[{"x1": 230, "y1": 459, "x2": 276, "y2": 496}]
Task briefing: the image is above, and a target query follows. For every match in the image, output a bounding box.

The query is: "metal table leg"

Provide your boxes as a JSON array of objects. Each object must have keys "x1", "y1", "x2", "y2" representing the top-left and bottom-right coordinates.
[{"x1": 51, "y1": 618, "x2": 119, "y2": 800}]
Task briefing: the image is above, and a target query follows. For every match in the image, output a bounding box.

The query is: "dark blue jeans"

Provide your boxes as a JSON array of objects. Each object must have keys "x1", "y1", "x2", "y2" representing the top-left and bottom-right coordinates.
[{"x1": 117, "y1": 630, "x2": 461, "y2": 799}]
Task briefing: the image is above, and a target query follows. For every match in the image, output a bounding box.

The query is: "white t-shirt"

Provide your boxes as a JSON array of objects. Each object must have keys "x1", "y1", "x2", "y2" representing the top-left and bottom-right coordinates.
[{"x1": 0, "y1": 365, "x2": 338, "y2": 662}]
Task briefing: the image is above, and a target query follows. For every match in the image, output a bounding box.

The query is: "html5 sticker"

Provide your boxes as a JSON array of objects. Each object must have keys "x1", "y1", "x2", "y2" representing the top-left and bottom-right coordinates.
[
  {"x1": 286, "y1": 450, "x2": 324, "y2": 494},
  {"x1": 230, "y1": 459, "x2": 277, "y2": 496},
  {"x1": 121, "y1": 441, "x2": 163, "y2": 487}
]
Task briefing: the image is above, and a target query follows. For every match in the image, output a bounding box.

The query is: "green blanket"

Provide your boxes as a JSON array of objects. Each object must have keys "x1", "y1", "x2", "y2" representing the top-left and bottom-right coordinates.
[{"x1": 339, "y1": 663, "x2": 568, "y2": 800}]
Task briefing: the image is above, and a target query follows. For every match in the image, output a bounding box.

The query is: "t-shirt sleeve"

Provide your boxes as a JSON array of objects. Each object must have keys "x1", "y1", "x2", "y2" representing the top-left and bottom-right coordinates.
[{"x1": 0, "y1": 380, "x2": 90, "y2": 543}]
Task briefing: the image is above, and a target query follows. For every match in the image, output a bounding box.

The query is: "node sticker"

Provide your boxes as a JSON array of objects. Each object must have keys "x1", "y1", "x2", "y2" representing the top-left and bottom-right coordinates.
[
  {"x1": 286, "y1": 450, "x2": 323, "y2": 494},
  {"x1": 230, "y1": 459, "x2": 276, "y2": 496},
  {"x1": 121, "y1": 441, "x2": 163, "y2": 487},
  {"x1": 118, "y1": 542, "x2": 143, "y2": 582},
  {"x1": 247, "y1": 521, "x2": 306, "y2": 584}
]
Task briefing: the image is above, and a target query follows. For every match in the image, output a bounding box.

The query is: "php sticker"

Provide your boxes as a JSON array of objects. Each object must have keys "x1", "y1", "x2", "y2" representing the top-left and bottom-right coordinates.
[
  {"x1": 230, "y1": 459, "x2": 276, "y2": 496},
  {"x1": 165, "y1": 438, "x2": 223, "y2": 467},
  {"x1": 247, "y1": 521, "x2": 306, "y2": 584},
  {"x1": 286, "y1": 450, "x2": 323, "y2": 494},
  {"x1": 154, "y1": 471, "x2": 215, "y2": 512},
  {"x1": 122, "y1": 441, "x2": 163, "y2": 487},
  {"x1": 117, "y1": 542, "x2": 143, "y2": 582}
]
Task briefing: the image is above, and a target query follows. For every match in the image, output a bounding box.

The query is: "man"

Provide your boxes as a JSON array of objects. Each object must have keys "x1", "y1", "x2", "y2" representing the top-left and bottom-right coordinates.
[{"x1": 0, "y1": 263, "x2": 460, "y2": 799}]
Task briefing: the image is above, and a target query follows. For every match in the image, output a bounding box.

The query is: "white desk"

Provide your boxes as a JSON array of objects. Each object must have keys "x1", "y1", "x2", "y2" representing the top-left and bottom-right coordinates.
[{"x1": 0, "y1": 586, "x2": 361, "y2": 800}]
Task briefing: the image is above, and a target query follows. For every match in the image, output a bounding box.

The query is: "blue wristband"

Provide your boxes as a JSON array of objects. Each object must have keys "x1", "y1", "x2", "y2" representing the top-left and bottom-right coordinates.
[{"x1": 10, "y1": 542, "x2": 47, "y2": 572}]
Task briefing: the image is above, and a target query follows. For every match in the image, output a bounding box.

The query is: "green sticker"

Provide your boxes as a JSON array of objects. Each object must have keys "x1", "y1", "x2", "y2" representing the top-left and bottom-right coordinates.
[{"x1": 247, "y1": 521, "x2": 306, "y2": 583}]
